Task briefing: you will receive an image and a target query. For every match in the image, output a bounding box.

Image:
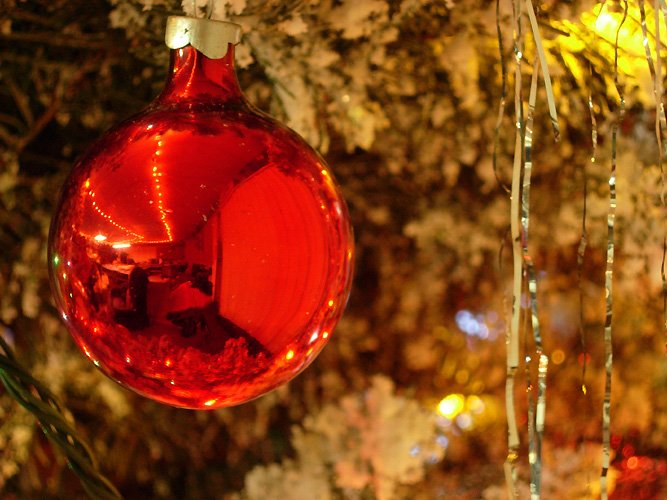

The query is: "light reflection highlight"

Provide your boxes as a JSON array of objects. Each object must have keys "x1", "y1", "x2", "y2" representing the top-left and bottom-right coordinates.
[
  {"x1": 152, "y1": 134, "x2": 173, "y2": 242},
  {"x1": 88, "y1": 189, "x2": 144, "y2": 241},
  {"x1": 437, "y1": 394, "x2": 465, "y2": 419},
  {"x1": 454, "y1": 309, "x2": 500, "y2": 340}
]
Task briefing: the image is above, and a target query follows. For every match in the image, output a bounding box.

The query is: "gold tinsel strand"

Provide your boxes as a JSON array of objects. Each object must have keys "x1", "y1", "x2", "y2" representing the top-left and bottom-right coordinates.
[
  {"x1": 493, "y1": 0, "x2": 510, "y2": 194},
  {"x1": 639, "y1": 0, "x2": 667, "y2": 347},
  {"x1": 505, "y1": 0, "x2": 523, "y2": 497},
  {"x1": 601, "y1": 1, "x2": 627, "y2": 498},
  {"x1": 523, "y1": 57, "x2": 543, "y2": 500},
  {"x1": 655, "y1": 0, "x2": 667, "y2": 347}
]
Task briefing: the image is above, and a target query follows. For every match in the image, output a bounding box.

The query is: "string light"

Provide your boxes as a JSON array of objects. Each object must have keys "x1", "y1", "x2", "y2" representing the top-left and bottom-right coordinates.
[
  {"x1": 152, "y1": 134, "x2": 173, "y2": 242},
  {"x1": 87, "y1": 189, "x2": 144, "y2": 241}
]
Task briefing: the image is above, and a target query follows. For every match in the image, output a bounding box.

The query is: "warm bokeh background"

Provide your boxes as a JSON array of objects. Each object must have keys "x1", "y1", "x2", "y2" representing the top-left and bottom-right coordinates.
[{"x1": 1, "y1": 0, "x2": 666, "y2": 498}]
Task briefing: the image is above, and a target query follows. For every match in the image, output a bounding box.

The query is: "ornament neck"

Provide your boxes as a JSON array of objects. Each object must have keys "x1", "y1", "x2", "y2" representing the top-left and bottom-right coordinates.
[{"x1": 157, "y1": 45, "x2": 243, "y2": 105}]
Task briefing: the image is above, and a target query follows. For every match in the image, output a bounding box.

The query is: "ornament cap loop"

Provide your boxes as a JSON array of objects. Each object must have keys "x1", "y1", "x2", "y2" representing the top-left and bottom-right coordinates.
[{"x1": 165, "y1": 16, "x2": 242, "y2": 59}]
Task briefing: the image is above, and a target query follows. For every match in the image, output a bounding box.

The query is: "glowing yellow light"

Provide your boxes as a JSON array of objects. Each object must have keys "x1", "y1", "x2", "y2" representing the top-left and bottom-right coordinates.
[
  {"x1": 94, "y1": 234, "x2": 107, "y2": 242},
  {"x1": 285, "y1": 350, "x2": 295, "y2": 360},
  {"x1": 321, "y1": 169, "x2": 329, "y2": 176},
  {"x1": 84, "y1": 179, "x2": 90, "y2": 188},
  {"x1": 466, "y1": 395, "x2": 486, "y2": 414},
  {"x1": 552, "y1": 349, "x2": 566, "y2": 365},
  {"x1": 437, "y1": 394, "x2": 465, "y2": 419},
  {"x1": 125, "y1": 355, "x2": 131, "y2": 364},
  {"x1": 581, "y1": 3, "x2": 647, "y2": 57},
  {"x1": 322, "y1": 331, "x2": 329, "y2": 339},
  {"x1": 112, "y1": 243, "x2": 131, "y2": 249},
  {"x1": 328, "y1": 299, "x2": 334, "y2": 307},
  {"x1": 455, "y1": 369, "x2": 469, "y2": 385},
  {"x1": 577, "y1": 2, "x2": 636, "y2": 43},
  {"x1": 165, "y1": 359, "x2": 172, "y2": 367},
  {"x1": 550, "y1": 2, "x2": 650, "y2": 92},
  {"x1": 204, "y1": 399, "x2": 216, "y2": 407},
  {"x1": 594, "y1": 11, "x2": 617, "y2": 36}
]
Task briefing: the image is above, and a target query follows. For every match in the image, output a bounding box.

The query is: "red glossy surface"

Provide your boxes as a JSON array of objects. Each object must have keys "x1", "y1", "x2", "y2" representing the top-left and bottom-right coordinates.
[{"x1": 48, "y1": 44, "x2": 354, "y2": 409}]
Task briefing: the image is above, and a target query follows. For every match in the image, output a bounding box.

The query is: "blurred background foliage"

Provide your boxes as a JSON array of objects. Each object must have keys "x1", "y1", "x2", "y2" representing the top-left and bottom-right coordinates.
[{"x1": 0, "y1": 0, "x2": 666, "y2": 498}]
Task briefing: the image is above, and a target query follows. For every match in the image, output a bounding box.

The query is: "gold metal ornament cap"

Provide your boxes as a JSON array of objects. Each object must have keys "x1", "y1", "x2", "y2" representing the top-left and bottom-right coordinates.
[{"x1": 165, "y1": 16, "x2": 242, "y2": 59}]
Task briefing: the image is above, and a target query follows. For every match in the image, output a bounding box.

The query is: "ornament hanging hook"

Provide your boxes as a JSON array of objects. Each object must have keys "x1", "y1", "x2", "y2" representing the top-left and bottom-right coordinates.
[{"x1": 165, "y1": 16, "x2": 242, "y2": 59}]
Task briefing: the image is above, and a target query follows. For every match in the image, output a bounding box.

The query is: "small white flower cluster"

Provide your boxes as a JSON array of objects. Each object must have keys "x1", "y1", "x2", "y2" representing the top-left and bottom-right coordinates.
[{"x1": 244, "y1": 375, "x2": 444, "y2": 500}]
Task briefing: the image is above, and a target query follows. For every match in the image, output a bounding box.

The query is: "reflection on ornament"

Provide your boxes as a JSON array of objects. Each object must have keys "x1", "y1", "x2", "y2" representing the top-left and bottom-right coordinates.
[{"x1": 48, "y1": 17, "x2": 354, "y2": 409}]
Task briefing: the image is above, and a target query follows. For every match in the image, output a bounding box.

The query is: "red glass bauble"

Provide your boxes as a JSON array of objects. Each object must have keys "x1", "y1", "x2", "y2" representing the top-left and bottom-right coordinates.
[{"x1": 48, "y1": 22, "x2": 353, "y2": 409}]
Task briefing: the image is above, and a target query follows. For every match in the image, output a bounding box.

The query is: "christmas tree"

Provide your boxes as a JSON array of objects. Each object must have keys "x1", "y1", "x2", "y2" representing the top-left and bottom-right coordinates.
[{"x1": 0, "y1": 0, "x2": 665, "y2": 498}]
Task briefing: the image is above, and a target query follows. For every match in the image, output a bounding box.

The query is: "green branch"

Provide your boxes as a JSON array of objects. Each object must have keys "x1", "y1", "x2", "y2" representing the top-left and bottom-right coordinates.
[{"x1": 0, "y1": 333, "x2": 122, "y2": 500}]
